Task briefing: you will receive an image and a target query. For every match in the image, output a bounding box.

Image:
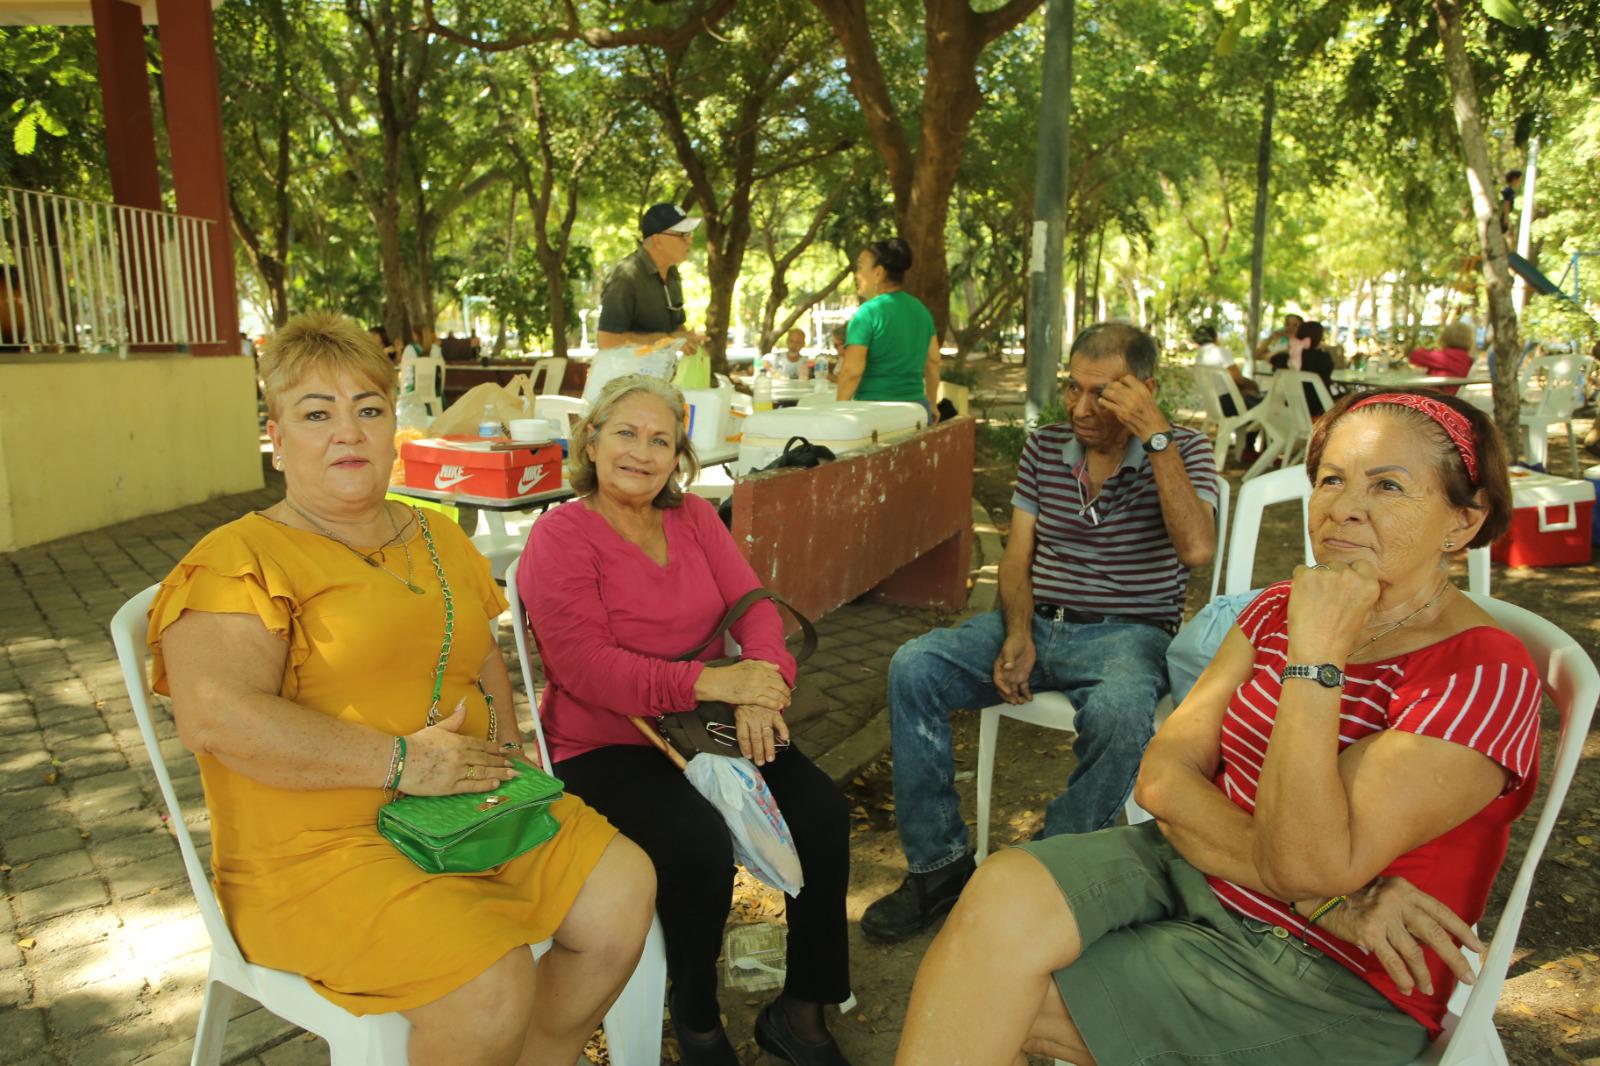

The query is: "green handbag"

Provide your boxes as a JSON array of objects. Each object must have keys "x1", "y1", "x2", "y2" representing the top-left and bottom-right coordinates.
[
  {"x1": 377, "y1": 755, "x2": 565, "y2": 874},
  {"x1": 376, "y1": 510, "x2": 565, "y2": 874}
]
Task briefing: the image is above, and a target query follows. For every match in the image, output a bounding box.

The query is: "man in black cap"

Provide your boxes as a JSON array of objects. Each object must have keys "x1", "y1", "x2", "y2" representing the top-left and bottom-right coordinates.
[{"x1": 596, "y1": 203, "x2": 705, "y2": 353}]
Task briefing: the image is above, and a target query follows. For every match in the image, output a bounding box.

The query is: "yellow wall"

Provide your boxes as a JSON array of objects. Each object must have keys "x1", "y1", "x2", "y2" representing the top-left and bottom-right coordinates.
[{"x1": 0, "y1": 353, "x2": 263, "y2": 551}]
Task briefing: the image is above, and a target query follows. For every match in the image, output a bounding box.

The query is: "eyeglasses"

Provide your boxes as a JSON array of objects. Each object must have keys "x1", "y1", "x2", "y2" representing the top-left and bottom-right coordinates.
[{"x1": 662, "y1": 279, "x2": 683, "y2": 312}]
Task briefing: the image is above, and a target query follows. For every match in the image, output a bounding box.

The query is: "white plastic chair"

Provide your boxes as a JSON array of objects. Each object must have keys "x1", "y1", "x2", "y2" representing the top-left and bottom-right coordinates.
[
  {"x1": 505, "y1": 563, "x2": 672, "y2": 1063},
  {"x1": 1518, "y1": 355, "x2": 1590, "y2": 472},
  {"x1": 403, "y1": 354, "x2": 446, "y2": 418},
  {"x1": 975, "y1": 479, "x2": 1230, "y2": 860},
  {"x1": 530, "y1": 357, "x2": 569, "y2": 396},
  {"x1": 1243, "y1": 371, "x2": 1332, "y2": 481},
  {"x1": 111, "y1": 586, "x2": 669, "y2": 1066},
  {"x1": 1193, "y1": 366, "x2": 1266, "y2": 470},
  {"x1": 1227, "y1": 464, "x2": 1490, "y2": 598},
  {"x1": 533, "y1": 395, "x2": 587, "y2": 444},
  {"x1": 1409, "y1": 592, "x2": 1598, "y2": 1065}
]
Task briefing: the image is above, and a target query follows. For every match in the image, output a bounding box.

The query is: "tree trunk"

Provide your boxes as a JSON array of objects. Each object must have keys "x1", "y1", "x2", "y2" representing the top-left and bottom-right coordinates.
[
  {"x1": 1246, "y1": 76, "x2": 1276, "y2": 354},
  {"x1": 1436, "y1": 0, "x2": 1520, "y2": 450},
  {"x1": 809, "y1": 0, "x2": 1046, "y2": 340}
]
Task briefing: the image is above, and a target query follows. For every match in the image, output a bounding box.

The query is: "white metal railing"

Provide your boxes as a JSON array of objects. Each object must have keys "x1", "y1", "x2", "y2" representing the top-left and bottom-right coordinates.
[{"x1": 0, "y1": 186, "x2": 218, "y2": 353}]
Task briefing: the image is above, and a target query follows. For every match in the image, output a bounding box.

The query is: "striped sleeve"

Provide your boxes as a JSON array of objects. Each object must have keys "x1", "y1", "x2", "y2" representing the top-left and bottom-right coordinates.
[
  {"x1": 1387, "y1": 630, "x2": 1543, "y2": 789},
  {"x1": 1176, "y1": 428, "x2": 1220, "y2": 510},
  {"x1": 1011, "y1": 429, "x2": 1044, "y2": 515},
  {"x1": 1235, "y1": 582, "x2": 1292, "y2": 645}
]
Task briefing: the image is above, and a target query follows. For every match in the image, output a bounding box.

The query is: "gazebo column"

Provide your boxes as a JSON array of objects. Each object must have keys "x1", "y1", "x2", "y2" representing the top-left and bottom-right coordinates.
[
  {"x1": 90, "y1": 0, "x2": 161, "y2": 211},
  {"x1": 156, "y1": 0, "x2": 238, "y2": 354}
]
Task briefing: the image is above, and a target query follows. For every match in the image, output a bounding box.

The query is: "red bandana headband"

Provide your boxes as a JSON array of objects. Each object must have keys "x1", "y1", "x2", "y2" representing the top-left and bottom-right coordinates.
[{"x1": 1348, "y1": 393, "x2": 1480, "y2": 483}]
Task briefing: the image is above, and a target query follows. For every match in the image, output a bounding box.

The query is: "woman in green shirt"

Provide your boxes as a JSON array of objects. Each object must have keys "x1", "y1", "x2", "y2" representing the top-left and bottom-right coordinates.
[{"x1": 839, "y1": 238, "x2": 941, "y2": 421}]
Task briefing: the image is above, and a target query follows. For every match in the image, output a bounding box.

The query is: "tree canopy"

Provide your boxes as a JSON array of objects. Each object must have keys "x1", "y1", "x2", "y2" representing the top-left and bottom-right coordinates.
[{"x1": 2, "y1": 0, "x2": 1595, "y2": 387}]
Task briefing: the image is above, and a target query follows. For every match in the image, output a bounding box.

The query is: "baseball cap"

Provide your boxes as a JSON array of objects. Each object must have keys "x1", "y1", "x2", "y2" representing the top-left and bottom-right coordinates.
[{"x1": 641, "y1": 203, "x2": 702, "y2": 238}]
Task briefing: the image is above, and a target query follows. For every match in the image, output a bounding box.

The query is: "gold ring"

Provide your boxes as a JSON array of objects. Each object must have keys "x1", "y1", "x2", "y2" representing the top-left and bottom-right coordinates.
[{"x1": 466, "y1": 766, "x2": 479, "y2": 780}]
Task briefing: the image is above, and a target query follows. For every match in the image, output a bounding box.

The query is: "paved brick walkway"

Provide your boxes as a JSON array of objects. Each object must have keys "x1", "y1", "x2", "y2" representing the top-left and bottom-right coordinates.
[{"x1": 0, "y1": 478, "x2": 959, "y2": 1064}]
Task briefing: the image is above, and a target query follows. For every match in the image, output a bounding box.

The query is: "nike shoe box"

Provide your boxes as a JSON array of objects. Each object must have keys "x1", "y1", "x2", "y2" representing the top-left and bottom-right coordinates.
[{"x1": 401, "y1": 438, "x2": 563, "y2": 499}]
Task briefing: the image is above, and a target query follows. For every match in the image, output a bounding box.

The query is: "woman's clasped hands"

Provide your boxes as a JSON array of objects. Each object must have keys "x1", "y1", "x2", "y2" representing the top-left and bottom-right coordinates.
[
  {"x1": 399, "y1": 698, "x2": 521, "y2": 795},
  {"x1": 695, "y1": 660, "x2": 793, "y2": 766}
]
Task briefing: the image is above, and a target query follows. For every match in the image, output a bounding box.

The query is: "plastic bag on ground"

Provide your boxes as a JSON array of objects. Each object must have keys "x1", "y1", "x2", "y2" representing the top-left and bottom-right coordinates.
[{"x1": 683, "y1": 753, "x2": 805, "y2": 896}]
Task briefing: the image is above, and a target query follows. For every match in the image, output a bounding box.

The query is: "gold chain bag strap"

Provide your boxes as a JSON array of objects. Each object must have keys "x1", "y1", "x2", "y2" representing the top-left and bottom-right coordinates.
[
  {"x1": 376, "y1": 511, "x2": 566, "y2": 873},
  {"x1": 650, "y1": 588, "x2": 817, "y2": 761}
]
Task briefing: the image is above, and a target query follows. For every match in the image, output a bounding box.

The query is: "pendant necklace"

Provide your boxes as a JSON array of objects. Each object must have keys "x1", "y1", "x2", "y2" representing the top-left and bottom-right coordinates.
[
  {"x1": 284, "y1": 499, "x2": 426, "y2": 595},
  {"x1": 1353, "y1": 577, "x2": 1450, "y2": 655}
]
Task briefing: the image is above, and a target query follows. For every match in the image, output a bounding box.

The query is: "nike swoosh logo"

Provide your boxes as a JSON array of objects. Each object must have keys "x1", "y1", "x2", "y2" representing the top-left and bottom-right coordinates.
[
  {"x1": 434, "y1": 469, "x2": 473, "y2": 490},
  {"x1": 516, "y1": 466, "x2": 545, "y2": 494}
]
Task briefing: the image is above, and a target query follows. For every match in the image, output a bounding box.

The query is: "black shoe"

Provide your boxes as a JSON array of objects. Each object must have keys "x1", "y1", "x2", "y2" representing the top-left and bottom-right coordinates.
[
  {"x1": 755, "y1": 1001, "x2": 852, "y2": 1066},
  {"x1": 668, "y1": 989, "x2": 739, "y2": 1066},
  {"x1": 858, "y1": 855, "x2": 975, "y2": 944}
]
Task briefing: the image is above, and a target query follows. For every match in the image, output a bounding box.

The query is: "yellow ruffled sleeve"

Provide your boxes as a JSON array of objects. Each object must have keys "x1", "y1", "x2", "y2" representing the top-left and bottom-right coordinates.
[{"x1": 147, "y1": 520, "x2": 309, "y2": 700}]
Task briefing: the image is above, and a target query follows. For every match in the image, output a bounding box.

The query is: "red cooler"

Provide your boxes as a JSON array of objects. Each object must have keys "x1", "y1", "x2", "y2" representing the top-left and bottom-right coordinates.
[
  {"x1": 1491, "y1": 469, "x2": 1595, "y2": 568},
  {"x1": 401, "y1": 438, "x2": 562, "y2": 499}
]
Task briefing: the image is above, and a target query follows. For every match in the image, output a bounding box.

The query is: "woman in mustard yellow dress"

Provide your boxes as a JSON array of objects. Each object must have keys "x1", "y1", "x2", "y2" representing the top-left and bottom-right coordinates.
[{"x1": 149, "y1": 312, "x2": 655, "y2": 1065}]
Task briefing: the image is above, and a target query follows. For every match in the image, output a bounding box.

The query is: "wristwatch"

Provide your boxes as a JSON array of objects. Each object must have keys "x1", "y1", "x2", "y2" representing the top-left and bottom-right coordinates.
[
  {"x1": 1282, "y1": 663, "x2": 1345, "y2": 689},
  {"x1": 1145, "y1": 430, "x2": 1173, "y2": 453}
]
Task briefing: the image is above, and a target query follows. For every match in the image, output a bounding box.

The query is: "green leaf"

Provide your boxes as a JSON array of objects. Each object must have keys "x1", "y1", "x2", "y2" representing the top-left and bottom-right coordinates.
[
  {"x1": 36, "y1": 108, "x2": 65, "y2": 137},
  {"x1": 13, "y1": 106, "x2": 38, "y2": 156},
  {"x1": 1482, "y1": 0, "x2": 1529, "y2": 28},
  {"x1": 1215, "y1": 0, "x2": 1251, "y2": 58}
]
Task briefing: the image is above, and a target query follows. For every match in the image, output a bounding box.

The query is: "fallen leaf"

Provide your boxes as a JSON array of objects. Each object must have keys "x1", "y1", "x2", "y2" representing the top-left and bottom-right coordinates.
[
  {"x1": 1512, "y1": 1002, "x2": 1537, "y2": 1017},
  {"x1": 1560, "y1": 894, "x2": 1577, "y2": 904},
  {"x1": 1545, "y1": 979, "x2": 1563, "y2": 989},
  {"x1": 42, "y1": 772, "x2": 57, "y2": 785},
  {"x1": 1577, "y1": 835, "x2": 1594, "y2": 847}
]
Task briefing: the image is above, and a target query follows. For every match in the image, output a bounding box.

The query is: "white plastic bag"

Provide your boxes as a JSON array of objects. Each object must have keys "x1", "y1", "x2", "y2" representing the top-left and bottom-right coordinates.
[
  {"x1": 581, "y1": 340, "x2": 683, "y2": 405},
  {"x1": 683, "y1": 754, "x2": 805, "y2": 896}
]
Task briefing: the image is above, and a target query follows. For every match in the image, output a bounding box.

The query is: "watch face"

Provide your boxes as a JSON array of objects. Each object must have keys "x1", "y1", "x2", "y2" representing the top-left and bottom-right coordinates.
[
  {"x1": 1148, "y1": 431, "x2": 1172, "y2": 452},
  {"x1": 1318, "y1": 664, "x2": 1342, "y2": 687}
]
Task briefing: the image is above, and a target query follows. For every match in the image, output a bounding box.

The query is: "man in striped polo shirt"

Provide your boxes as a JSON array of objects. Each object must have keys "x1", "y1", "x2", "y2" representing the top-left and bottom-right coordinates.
[{"x1": 862, "y1": 322, "x2": 1220, "y2": 944}]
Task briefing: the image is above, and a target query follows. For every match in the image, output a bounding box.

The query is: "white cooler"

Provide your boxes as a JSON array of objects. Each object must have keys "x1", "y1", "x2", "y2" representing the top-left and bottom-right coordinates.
[
  {"x1": 683, "y1": 386, "x2": 736, "y2": 453},
  {"x1": 736, "y1": 402, "x2": 926, "y2": 473}
]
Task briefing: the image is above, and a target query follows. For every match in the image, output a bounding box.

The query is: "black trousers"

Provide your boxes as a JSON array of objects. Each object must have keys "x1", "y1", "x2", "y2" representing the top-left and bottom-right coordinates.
[{"x1": 555, "y1": 743, "x2": 851, "y2": 1030}]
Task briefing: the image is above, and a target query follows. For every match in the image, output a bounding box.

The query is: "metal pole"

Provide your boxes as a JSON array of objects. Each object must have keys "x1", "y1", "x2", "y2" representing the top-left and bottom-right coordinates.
[
  {"x1": 1024, "y1": 0, "x2": 1074, "y2": 423},
  {"x1": 1512, "y1": 136, "x2": 1539, "y2": 308}
]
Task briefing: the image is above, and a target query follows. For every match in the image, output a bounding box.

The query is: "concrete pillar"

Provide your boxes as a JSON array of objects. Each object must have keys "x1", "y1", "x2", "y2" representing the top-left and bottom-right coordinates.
[
  {"x1": 91, "y1": 0, "x2": 162, "y2": 212},
  {"x1": 155, "y1": 0, "x2": 238, "y2": 354}
]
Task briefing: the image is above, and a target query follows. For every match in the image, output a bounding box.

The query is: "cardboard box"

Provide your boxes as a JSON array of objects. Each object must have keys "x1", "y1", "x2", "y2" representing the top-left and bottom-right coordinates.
[
  {"x1": 401, "y1": 438, "x2": 562, "y2": 499},
  {"x1": 1491, "y1": 469, "x2": 1595, "y2": 568}
]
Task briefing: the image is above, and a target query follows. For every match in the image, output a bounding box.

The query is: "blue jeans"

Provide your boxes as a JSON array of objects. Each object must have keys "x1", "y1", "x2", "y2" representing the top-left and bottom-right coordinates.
[{"x1": 888, "y1": 610, "x2": 1172, "y2": 873}]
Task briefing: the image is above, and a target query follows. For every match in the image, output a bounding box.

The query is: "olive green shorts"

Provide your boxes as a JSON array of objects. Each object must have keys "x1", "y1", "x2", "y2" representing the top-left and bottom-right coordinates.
[{"x1": 1017, "y1": 824, "x2": 1431, "y2": 1066}]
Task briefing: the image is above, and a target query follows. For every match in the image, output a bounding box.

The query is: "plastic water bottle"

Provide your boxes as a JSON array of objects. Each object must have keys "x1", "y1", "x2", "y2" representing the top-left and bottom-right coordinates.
[
  {"x1": 478, "y1": 403, "x2": 501, "y2": 438},
  {"x1": 753, "y1": 370, "x2": 774, "y2": 413}
]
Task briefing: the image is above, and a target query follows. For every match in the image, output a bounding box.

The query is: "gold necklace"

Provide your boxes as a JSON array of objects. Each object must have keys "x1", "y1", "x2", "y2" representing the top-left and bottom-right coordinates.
[
  {"x1": 1353, "y1": 578, "x2": 1451, "y2": 654},
  {"x1": 284, "y1": 499, "x2": 425, "y2": 595}
]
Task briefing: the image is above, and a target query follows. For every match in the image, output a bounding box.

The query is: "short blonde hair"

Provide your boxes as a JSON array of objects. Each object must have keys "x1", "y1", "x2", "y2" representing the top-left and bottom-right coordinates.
[
  {"x1": 568, "y1": 374, "x2": 700, "y2": 508},
  {"x1": 260, "y1": 311, "x2": 398, "y2": 420},
  {"x1": 1439, "y1": 321, "x2": 1474, "y2": 350}
]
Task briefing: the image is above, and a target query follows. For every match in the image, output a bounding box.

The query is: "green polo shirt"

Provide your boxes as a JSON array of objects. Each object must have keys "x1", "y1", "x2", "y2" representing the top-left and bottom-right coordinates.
[
  {"x1": 845, "y1": 290, "x2": 935, "y2": 402},
  {"x1": 598, "y1": 245, "x2": 686, "y2": 336}
]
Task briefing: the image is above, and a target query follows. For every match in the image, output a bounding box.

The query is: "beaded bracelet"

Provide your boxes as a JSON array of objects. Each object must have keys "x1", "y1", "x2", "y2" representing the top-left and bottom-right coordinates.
[
  {"x1": 383, "y1": 736, "x2": 407, "y2": 795},
  {"x1": 1300, "y1": 894, "x2": 1347, "y2": 942},
  {"x1": 381, "y1": 736, "x2": 401, "y2": 789}
]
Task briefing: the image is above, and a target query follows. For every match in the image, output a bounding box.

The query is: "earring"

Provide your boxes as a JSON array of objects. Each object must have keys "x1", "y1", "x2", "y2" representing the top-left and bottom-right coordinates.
[
  {"x1": 273, "y1": 455, "x2": 284, "y2": 470},
  {"x1": 1443, "y1": 539, "x2": 1455, "y2": 551}
]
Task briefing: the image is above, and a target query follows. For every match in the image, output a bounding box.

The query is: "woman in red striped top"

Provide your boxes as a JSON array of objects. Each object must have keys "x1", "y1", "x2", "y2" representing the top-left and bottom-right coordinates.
[{"x1": 895, "y1": 389, "x2": 1537, "y2": 1066}]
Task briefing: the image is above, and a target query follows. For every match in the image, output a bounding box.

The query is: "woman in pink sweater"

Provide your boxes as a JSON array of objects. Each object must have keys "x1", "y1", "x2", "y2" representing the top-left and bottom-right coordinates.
[{"x1": 519, "y1": 375, "x2": 852, "y2": 1066}]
